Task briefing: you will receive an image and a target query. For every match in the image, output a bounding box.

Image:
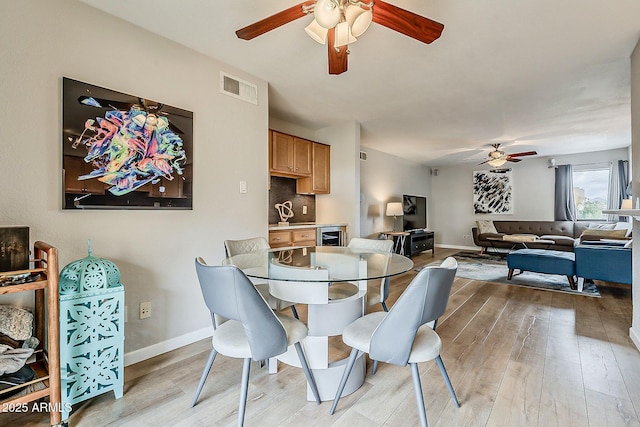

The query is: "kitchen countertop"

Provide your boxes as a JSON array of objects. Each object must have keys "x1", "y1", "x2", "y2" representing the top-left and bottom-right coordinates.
[{"x1": 268, "y1": 223, "x2": 347, "y2": 231}]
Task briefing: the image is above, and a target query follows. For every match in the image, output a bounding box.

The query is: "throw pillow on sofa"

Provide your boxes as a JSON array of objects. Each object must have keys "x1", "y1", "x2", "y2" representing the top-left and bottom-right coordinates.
[
  {"x1": 580, "y1": 228, "x2": 628, "y2": 240},
  {"x1": 587, "y1": 223, "x2": 616, "y2": 230},
  {"x1": 614, "y1": 221, "x2": 633, "y2": 237},
  {"x1": 476, "y1": 220, "x2": 497, "y2": 234}
]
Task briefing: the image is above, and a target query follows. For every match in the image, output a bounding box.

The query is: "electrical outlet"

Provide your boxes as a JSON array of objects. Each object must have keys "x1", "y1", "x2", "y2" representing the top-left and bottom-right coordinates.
[
  {"x1": 302, "y1": 205, "x2": 308, "y2": 214},
  {"x1": 463, "y1": 234, "x2": 471, "y2": 239},
  {"x1": 139, "y1": 301, "x2": 151, "y2": 319}
]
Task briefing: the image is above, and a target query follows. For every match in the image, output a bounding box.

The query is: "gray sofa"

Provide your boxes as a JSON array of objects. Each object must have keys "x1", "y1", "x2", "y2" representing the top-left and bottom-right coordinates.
[{"x1": 472, "y1": 220, "x2": 592, "y2": 252}]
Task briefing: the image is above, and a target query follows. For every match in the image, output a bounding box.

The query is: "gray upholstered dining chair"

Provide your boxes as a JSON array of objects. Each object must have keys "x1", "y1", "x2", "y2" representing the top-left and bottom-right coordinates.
[
  {"x1": 347, "y1": 237, "x2": 394, "y2": 311},
  {"x1": 224, "y1": 237, "x2": 299, "y2": 319},
  {"x1": 329, "y1": 257, "x2": 460, "y2": 427},
  {"x1": 191, "y1": 260, "x2": 321, "y2": 426}
]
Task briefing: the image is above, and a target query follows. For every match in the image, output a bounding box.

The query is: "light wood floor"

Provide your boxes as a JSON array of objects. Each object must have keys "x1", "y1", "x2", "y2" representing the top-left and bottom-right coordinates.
[{"x1": 5, "y1": 249, "x2": 640, "y2": 426}]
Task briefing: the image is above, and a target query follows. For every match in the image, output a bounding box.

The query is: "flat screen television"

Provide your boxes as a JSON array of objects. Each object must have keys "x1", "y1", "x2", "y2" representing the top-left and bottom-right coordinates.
[{"x1": 403, "y1": 195, "x2": 427, "y2": 231}]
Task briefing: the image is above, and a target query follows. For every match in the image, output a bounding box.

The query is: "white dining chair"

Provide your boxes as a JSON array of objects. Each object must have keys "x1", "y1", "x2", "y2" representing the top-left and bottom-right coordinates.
[
  {"x1": 347, "y1": 237, "x2": 394, "y2": 311},
  {"x1": 329, "y1": 257, "x2": 460, "y2": 427}
]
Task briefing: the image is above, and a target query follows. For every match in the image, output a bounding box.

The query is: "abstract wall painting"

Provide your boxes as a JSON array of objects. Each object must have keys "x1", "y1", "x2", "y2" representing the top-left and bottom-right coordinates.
[
  {"x1": 62, "y1": 78, "x2": 193, "y2": 210},
  {"x1": 473, "y1": 170, "x2": 513, "y2": 214}
]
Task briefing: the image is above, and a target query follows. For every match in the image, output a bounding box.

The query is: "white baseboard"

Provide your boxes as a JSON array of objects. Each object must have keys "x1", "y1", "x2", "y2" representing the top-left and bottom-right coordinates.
[
  {"x1": 630, "y1": 327, "x2": 640, "y2": 352},
  {"x1": 436, "y1": 244, "x2": 479, "y2": 251},
  {"x1": 124, "y1": 326, "x2": 213, "y2": 367}
]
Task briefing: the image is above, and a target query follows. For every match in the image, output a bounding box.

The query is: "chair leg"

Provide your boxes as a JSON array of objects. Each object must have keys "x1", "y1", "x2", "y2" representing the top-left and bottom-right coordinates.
[
  {"x1": 381, "y1": 301, "x2": 389, "y2": 312},
  {"x1": 294, "y1": 342, "x2": 321, "y2": 404},
  {"x1": 435, "y1": 355, "x2": 460, "y2": 408},
  {"x1": 290, "y1": 305, "x2": 299, "y2": 319},
  {"x1": 191, "y1": 348, "x2": 217, "y2": 407},
  {"x1": 238, "y1": 358, "x2": 252, "y2": 427},
  {"x1": 372, "y1": 360, "x2": 379, "y2": 375},
  {"x1": 330, "y1": 348, "x2": 361, "y2": 415},
  {"x1": 410, "y1": 363, "x2": 428, "y2": 427}
]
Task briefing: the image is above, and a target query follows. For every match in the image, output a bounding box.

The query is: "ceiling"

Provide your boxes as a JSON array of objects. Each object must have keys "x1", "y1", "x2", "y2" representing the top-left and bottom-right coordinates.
[{"x1": 79, "y1": 0, "x2": 640, "y2": 166}]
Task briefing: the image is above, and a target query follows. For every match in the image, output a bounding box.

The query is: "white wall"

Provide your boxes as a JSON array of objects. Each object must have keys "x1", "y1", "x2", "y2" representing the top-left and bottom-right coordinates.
[
  {"x1": 431, "y1": 149, "x2": 629, "y2": 248},
  {"x1": 315, "y1": 122, "x2": 361, "y2": 240},
  {"x1": 359, "y1": 147, "x2": 432, "y2": 238},
  {"x1": 630, "y1": 38, "x2": 640, "y2": 350},
  {"x1": 0, "y1": 1, "x2": 269, "y2": 363}
]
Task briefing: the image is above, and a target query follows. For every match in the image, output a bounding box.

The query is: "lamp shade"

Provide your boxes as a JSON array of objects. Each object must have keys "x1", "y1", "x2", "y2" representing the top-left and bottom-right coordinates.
[
  {"x1": 314, "y1": 0, "x2": 341, "y2": 29},
  {"x1": 334, "y1": 21, "x2": 357, "y2": 47},
  {"x1": 487, "y1": 158, "x2": 507, "y2": 167},
  {"x1": 305, "y1": 19, "x2": 328, "y2": 44},
  {"x1": 621, "y1": 199, "x2": 633, "y2": 209},
  {"x1": 345, "y1": 4, "x2": 373, "y2": 37},
  {"x1": 386, "y1": 202, "x2": 404, "y2": 217}
]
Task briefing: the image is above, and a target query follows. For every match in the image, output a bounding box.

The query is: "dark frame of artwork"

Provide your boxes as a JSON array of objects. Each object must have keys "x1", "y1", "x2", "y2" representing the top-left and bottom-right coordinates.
[{"x1": 62, "y1": 77, "x2": 193, "y2": 210}]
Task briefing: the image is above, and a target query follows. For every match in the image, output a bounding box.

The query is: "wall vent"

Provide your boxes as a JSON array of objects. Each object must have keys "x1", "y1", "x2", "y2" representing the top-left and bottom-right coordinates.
[
  {"x1": 359, "y1": 151, "x2": 367, "y2": 161},
  {"x1": 220, "y1": 72, "x2": 258, "y2": 105}
]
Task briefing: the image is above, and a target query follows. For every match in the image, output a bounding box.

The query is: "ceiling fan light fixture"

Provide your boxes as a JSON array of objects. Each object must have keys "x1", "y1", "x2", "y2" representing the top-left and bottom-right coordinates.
[
  {"x1": 487, "y1": 158, "x2": 507, "y2": 167},
  {"x1": 334, "y1": 21, "x2": 357, "y2": 47},
  {"x1": 314, "y1": 0, "x2": 341, "y2": 29},
  {"x1": 345, "y1": 4, "x2": 372, "y2": 37},
  {"x1": 305, "y1": 19, "x2": 328, "y2": 44}
]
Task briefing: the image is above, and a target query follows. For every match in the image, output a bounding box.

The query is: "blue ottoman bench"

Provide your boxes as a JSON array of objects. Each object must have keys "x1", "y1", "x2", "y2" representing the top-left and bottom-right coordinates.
[
  {"x1": 575, "y1": 244, "x2": 631, "y2": 285},
  {"x1": 507, "y1": 249, "x2": 576, "y2": 289}
]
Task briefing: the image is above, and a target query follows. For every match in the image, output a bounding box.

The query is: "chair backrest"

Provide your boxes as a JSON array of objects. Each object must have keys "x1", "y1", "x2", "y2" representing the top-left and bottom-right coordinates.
[
  {"x1": 369, "y1": 257, "x2": 458, "y2": 366},
  {"x1": 348, "y1": 237, "x2": 394, "y2": 302},
  {"x1": 348, "y1": 237, "x2": 394, "y2": 253},
  {"x1": 194, "y1": 259, "x2": 288, "y2": 360},
  {"x1": 224, "y1": 237, "x2": 270, "y2": 257}
]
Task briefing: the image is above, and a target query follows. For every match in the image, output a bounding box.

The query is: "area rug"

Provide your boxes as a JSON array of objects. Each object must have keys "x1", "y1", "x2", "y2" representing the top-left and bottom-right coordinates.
[{"x1": 424, "y1": 251, "x2": 600, "y2": 297}]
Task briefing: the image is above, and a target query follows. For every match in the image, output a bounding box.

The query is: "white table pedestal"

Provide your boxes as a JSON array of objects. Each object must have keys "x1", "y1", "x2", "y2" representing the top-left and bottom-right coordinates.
[{"x1": 268, "y1": 256, "x2": 368, "y2": 401}]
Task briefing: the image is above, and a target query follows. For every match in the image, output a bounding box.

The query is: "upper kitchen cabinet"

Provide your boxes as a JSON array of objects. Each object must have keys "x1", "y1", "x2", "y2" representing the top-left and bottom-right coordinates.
[
  {"x1": 269, "y1": 131, "x2": 311, "y2": 177},
  {"x1": 269, "y1": 130, "x2": 330, "y2": 195},
  {"x1": 297, "y1": 142, "x2": 330, "y2": 194}
]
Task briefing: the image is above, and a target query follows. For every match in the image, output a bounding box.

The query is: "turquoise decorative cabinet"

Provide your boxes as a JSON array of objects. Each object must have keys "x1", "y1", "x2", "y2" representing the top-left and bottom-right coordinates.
[{"x1": 58, "y1": 242, "x2": 124, "y2": 422}]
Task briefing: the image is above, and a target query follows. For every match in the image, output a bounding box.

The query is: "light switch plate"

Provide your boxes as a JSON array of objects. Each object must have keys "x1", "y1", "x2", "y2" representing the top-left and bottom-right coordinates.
[{"x1": 240, "y1": 181, "x2": 247, "y2": 193}]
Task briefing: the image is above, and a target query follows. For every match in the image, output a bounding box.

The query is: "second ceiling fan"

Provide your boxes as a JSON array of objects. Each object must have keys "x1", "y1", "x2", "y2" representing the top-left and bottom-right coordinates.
[{"x1": 235, "y1": 0, "x2": 444, "y2": 75}]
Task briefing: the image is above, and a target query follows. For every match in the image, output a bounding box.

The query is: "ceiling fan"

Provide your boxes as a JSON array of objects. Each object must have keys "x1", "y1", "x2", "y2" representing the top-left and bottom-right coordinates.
[
  {"x1": 235, "y1": 0, "x2": 444, "y2": 75},
  {"x1": 478, "y1": 144, "x2": 538, "y2": 167}
]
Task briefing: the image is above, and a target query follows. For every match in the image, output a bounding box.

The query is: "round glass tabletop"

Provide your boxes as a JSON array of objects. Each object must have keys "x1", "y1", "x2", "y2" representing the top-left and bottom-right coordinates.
[{"x1": 223, "y1": 246, "x2": 414, "y2": 282}]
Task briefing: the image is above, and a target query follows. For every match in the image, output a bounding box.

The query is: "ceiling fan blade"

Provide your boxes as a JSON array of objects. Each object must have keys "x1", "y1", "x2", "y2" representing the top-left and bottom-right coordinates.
[
  {"x1": 477, "y1": 159, "x2": 490, "y2": 165},
  {"x1": 236, "y1": 2, "x2": 314, "y2": 40},
  {"x1": 327, "y1": 28, "x2": 348, "y2": 75},
  {"x1": 506, "y1": 158, "x2": 522, "y2": 163},
  {"x1": 507, "y1": 151, "x2": 538, "y2": 158},
  {"x1": 372, "y1": 0, "x2": 444, "y2": 44}
]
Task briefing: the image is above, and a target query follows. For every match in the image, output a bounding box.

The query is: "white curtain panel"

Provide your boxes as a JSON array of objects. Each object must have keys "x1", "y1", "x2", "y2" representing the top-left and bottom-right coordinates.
[{"x1": 606, "y1": 161, "x2": 621, "y2": 222}]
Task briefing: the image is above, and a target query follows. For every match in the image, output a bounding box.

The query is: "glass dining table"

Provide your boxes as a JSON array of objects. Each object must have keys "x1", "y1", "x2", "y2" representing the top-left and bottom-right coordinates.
[{"x1": 223, "y1": 246, "x2": 414, "y2": 401}]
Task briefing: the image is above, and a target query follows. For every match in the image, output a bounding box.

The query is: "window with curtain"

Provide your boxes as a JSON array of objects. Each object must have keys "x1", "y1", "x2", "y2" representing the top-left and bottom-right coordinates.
[{"x1": 572, "y1": 163, "x2": 610, "y2": 220}]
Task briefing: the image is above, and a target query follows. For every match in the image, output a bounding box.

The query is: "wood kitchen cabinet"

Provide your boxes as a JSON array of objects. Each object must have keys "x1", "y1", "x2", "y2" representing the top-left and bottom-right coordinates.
[
  {"x1": 269, "y1": 131, "x2": 312, "y2": 177},
  {"x1": 297, "y1": 142, "x2": 330, "y2": 194},
  {"x1": 269, "y1": 129, "x2": 331, "y2": 195},
  {"x1": 269, "y1": 228, "x2": 316, "y2": 248},
  {"x1": 64, "y1": 155, "x2": 106, "y2": 194}
]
